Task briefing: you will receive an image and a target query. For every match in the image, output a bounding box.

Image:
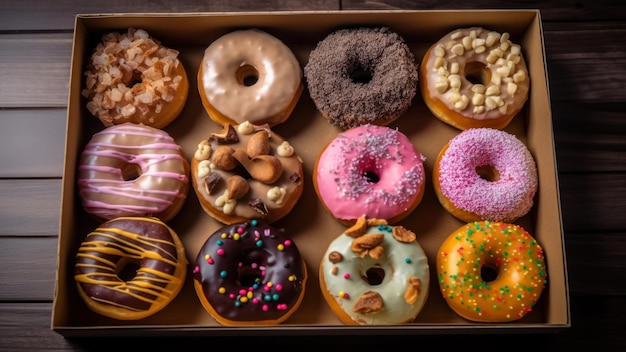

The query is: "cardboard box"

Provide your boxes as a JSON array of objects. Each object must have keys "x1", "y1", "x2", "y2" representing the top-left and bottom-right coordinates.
[{"x1": 53, "y1": 10, "x2": 570, "y2": 336}]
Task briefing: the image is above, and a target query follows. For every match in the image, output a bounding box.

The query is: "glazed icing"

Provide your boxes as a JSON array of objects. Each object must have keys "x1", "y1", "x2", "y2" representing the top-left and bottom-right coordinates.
[
  {"x1": 321, "y1": 220, "x2": 430, "y2": 325},
  {"x1": 199, "y1": 29, "x2": 302, "y2": 126},
  {"x1": 192, "y1": 121, "x2": 304, "y2": 224},
  {"x1": 193, "y1": 220, "x2": 306, "y2": 324},
  {"x1": 78, "y1": 123, "x2": 189, "y2": 222},
  {"x1": 315, "y1": 124, "x2": 425, "y2": 223},
  {"x1": 75, "y1": 217, "x2": 187, "y2": 319},
  {"x1": 437, "y1": 221, "x2": 547, "y2": 322},
  {"x1": 423, "y1": 27, "x2": 530, "y2": 120},
  {"x1": 437, "y1": 128, "x2": 538, "y2": 222}
]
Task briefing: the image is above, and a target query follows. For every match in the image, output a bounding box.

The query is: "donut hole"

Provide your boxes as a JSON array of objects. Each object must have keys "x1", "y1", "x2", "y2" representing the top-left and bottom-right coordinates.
[
  {"x1": 480, "y1": 264, "x2": 499, "y2": 283},
  {"x1": 361, "y1": 266, "x2": 385, "y2": 286},
  {"x1": 116, "y1": 258, "x2": 141, "y2": 282},
  {"x1": 475, "y1": 165, "x2": 500, "y2": 182},
  {"x1": 236, "y1": 64, "x2": 259, "y2": 87},
  {"x1": 464, "y1": 61, "x2": 491, "y2": 85},
  {"x1": 349, "y1": 62, "x2": 373, "y2": 84},
  {"x1": 237, "y1": 266, "x2": 263, "y2": 287},
  {"x1": 121, "y1": 163, "x2": 142, "y2": 181},
  {"x1": 363, "y1": 170, "x2": 380, "y2": 183}
]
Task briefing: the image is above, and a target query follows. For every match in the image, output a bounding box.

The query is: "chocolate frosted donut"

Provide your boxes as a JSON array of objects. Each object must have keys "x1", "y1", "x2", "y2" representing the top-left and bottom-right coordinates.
[
  {"x1": 304, "y1": 27, "x2": 418, "y2": 129},
  {"x1": 75, "y1": 217, "x2": 187, "y2": 320},
  {"x1": 193, "y1": 219, "x2": 307, "y2": 325}
]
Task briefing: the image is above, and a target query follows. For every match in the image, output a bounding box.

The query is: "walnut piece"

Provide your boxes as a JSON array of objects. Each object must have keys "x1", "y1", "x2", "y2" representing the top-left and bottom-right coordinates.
[
  {"x1": 392, "y1": 226, "x2": 416, "y2": 243},
  {"x1": 352, "y1": 291, "x2": 383, "y2": 314},
  {"x1": 404, "y1": 277, "x2": 422, "y2": 305}
]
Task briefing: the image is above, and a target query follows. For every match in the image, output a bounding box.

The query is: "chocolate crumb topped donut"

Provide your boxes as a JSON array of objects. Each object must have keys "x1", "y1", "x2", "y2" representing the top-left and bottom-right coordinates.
[
  {"x1": 193, "y1": 219, "x2": 307, "y2": 325},
  {"x1": 304, "y1": 27, "x2": 418, "y2": 129}
]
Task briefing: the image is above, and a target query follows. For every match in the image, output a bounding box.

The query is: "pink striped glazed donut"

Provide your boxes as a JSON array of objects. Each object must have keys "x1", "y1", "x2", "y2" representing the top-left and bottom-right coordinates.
[
  {"x1": 78, "y1": 123, "x2": 189, "y2": 222},
  {"x1": 433, "y1": 128, "x2": 538, "y2": 223},
  {"x1": 313, "y1": 124, "x2": 426, "y2": 225}
]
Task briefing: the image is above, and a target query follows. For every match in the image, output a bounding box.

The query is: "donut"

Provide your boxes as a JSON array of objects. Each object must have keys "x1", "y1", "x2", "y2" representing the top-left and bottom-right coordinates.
[
  {"x1": 314, "y1": 124, "x2": 426, "y2": 225},
  {"x1": 192, "y1": 219, "x2": 307, "y2": 325},
  {"x1": 319, "y1": 216, "x2": 430, "y2": 325},
  {"x1": 420, "y1": 27, "x2": 530, "y2": 130},
  {"x1": 198, "y1": 29, "x2": 303, "y2": 127},
  {"x1": 78, "y1": 123, "x2": 190, "y2": 223},
  {"x1": 191, "y1": 121, "x2": 304, "y2": 225},
  {"x1": 437, "y1": 221, "x2": 547, "y2": 322},
  {"x1": 304, "y1": 27, "x2": 418, "y2": 129},
  {"x1": 74, "y1": 217, "x2": 187, "y2": 320},
  {"x1": 433, "y1": 128, "x2": 538, "y2": 223},
  {"x1": 82, "y1": 28, "x2": 189, "y2": 129}
]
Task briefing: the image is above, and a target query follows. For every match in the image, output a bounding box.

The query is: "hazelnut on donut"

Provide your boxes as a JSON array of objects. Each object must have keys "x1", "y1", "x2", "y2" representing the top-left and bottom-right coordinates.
[
  {"x1": 420, "y1": 27, "x2": 530, "y2": 130},
  {"x1": 82, "y1": 28, "x2": 189, "y2": 129},
  {"x1": 191, "y1": 121, "x2": 304, "y2": 225}
]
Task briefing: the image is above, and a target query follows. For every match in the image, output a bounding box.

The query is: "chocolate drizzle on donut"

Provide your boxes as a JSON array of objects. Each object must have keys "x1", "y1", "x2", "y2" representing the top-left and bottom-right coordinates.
[{"x1": 193, "y1": 220, "x2": 306, "y2": 323}]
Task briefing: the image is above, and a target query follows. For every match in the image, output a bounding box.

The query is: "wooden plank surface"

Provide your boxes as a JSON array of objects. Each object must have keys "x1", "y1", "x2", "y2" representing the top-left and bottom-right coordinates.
[{"x1": 1, "y1": 0, "x2": 625, "y2": 349}]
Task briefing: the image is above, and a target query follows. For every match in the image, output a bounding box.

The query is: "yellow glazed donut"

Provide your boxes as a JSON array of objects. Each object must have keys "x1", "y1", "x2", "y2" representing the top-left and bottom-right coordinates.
[
  {"x1": 420, "y1": 27, "x2": 530, "y2": 130},
  {"x1": 320, "y1": 216, "x2": 430, "y2": 325},
  {"x1": 75, "y1": 217, "x2": 187, "y2": 320},
  {"x1": 437, "y1": 221, "x2": 547, "y2": 322},
  {"x1": 198, "y1": 29, "x2": 303, "y2": 127},
  {"x1": 82, "y1": 28, "x2": 189, "y2": 129}
]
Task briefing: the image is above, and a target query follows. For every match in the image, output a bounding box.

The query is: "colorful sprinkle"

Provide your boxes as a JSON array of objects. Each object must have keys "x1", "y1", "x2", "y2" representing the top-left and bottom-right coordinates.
[
  {"x1": 218, "y1": 287, "x2": 226, "y2": 294},
  {"x1": 219, "y1": 270, "x2": 227, "y2": 278},
  {"x1": 277, "y1": 244, "x2": 285, "y2": 251},
  {"x1": 343, "y1": 273, "x2": 351, "y2": 279},
  {"x1": 217, "y1": 248, "x2": 225, "y2": 256}
]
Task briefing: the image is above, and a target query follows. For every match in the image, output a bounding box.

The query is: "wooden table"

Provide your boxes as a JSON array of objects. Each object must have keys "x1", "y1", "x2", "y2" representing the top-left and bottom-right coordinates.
[{"x1": 1, "y1": 1, "x2": 624, "y2": 350}]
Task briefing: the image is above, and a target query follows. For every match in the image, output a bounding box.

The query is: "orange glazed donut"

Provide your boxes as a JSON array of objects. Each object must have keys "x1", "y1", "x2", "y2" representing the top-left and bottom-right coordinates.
[
  {"x1": 193, "y1": 219, "x2": 307, "y2": 325},
  {"x1": 198, "y1": 29, "x2": 303, "y2": 127},
  {"x1": 78, "y1": 123, "x2": 190, "y2": 223},
  {"x1": 75, "y1": 217, "x2": 187, "y2": 320},
  {"x1": 437, "y1": 221, "x2": 547, "y2": 322},
  {"x1": 433, "y1": 128, "x2": 538, "y2": 223},
  {"x1": 82, "y1": 28, "x2": 189, "y2": 129},
  {"x1": 191, "y1": 121, "x2": 304, "y2": 225},
  {"x1": 420, "y1": 27, "x2": 530, "y2": 130}
]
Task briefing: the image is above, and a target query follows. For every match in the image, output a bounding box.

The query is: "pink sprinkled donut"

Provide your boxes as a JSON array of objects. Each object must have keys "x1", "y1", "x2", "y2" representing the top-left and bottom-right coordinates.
[
  {"x1": 313, "y1": 124, "x2": 426, "y2": 225},
  {"x1": 433, "y1": 128, "x2": 538, "y2": 223}
]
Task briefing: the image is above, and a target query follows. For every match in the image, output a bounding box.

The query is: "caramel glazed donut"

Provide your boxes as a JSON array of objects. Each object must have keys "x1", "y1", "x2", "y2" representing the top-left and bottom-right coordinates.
[
  {"x1": 198, "y1": 29, "x2": 303, "y2": 127},
  {"x1": 437, "y1": 221, "x2": 547, "y2": 322},
  {"x1": 191, "y1": 121, "x2": 304, "y2": 225},
  {"x1": 420, "y1": 27, "x2": 530, "y2": 130},
  {"x1": 82, "y1": 28, "x2": 189, "y2": 129},
  {"x1": 78, "y1": 123, "x2": 190, "y2": 223},
  {"x1": 320, "y1": 216, "x2": 430, "y2": 325},
  {"x1": 304, "y1": 27, "x2": 418, "y2": 129},
  {"x1": 193, "y1": 219, "x2": 307, "y2": 325},
  {"x1": 75, "y1": 217, "x2": 188, "y2": 320}
]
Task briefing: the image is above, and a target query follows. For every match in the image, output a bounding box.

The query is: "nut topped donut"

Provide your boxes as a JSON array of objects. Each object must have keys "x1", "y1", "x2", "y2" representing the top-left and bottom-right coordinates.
[
  {"x1": 304, "y1": 27, "x2": 418, "y2": 129},
  {"x1": 191, "y1": 121, "x2": 304, "y2": 224},
  {"x1": 198, "y1": 29, "x2": 303, "y2": 127},
  {"x1": 420, "y1": 27, "x2": 530, "y2": 130},
  {"x1": 82, "y1": 28, "x2": 189, "y2": 129},
  {"x1": 320, "y1": 216, "x2": 430, "y2": 325},
  {"x1": 193, "y1": 219, "x2": 307, "y2": 325}
]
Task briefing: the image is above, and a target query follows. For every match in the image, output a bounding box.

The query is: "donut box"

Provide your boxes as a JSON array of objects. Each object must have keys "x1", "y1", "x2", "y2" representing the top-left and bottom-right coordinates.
[{"x1": 53, "y1": 10, "x2": 570, "y2": 336}]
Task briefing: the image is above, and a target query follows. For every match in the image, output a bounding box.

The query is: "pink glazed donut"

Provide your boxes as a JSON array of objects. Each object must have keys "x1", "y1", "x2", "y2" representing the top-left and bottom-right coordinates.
[
  {"x1": 313, "y1": 124, "x2": 426, "y2": 225},
  {"x1": 433, "y1": 128, "x2": 538, "y2": 223},
  {"x1": 78, "y1": 123, "x2": 190, "y2": 222}
]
